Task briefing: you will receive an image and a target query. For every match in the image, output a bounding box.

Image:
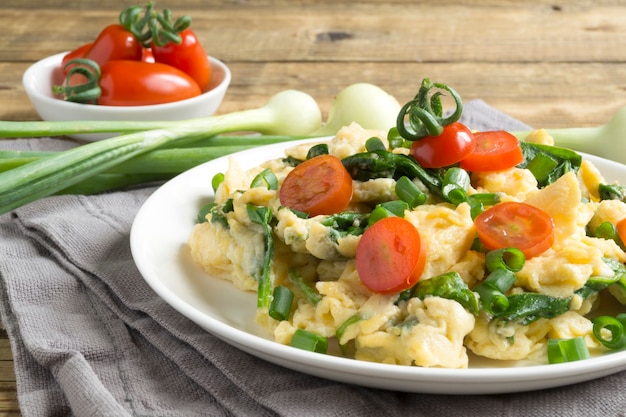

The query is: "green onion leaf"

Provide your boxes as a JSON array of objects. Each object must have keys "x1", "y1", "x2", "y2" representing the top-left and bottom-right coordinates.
[{"x1": 288, "y1": 268, "x2": 322, "y2": 306}]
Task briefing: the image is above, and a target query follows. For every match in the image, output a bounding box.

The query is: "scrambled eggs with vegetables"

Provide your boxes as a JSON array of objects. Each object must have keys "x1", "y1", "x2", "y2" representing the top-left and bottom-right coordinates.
[{"x1": 188, "y1": 121, "x2": 626, "y2": 368}]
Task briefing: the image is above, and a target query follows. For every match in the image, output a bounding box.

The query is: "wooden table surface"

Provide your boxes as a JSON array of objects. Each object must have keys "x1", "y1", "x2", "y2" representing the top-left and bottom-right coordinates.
[{"x1": 1, "y1": 0, "x2": 626, "y2": 415}]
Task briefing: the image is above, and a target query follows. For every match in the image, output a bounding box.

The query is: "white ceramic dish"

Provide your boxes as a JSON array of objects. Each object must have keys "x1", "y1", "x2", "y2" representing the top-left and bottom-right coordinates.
[
  {"x1": 130, "y1": 139, "x2": 626, "y2": 394},
  {"x1": 22, "y1": 52, "x2": 231, "y2": 141}
]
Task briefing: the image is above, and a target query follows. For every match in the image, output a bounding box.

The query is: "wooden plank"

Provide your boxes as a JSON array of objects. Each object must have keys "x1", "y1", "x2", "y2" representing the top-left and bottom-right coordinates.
[
  {"x1": 0, "y1": 381, "x2": 20, "y2": 416},
  {"x1": 1, "y1": 4, "x2": 625, "y2": 63}
]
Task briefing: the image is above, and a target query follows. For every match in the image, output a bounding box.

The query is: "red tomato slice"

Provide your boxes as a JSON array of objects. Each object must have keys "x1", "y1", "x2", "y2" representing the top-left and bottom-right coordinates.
[
  {"x1": 279, "y1": 154, "x2": 353, "y2": 216},
  {"x1": 356, "y1": 216, "x2": 427, "y2": 294},
  {"x1": 151, "y1": 28, "x2": 211, "y2": 91},
  {"x1": 410, "y1": 122, "x2": 476, "y2": 168},
  {"x1": 460, "y1": 131, "x2": 524, "y2": 172},
  {"x1": 98, "y1": 60, "x2": 201, "y2": 106},
  {"x1": 474, "y1": 201, "x2": 554, "y2": 259}
]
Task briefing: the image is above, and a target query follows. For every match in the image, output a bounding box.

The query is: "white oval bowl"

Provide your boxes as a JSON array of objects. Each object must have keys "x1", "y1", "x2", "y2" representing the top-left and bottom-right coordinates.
[{"x1": 22, "y1": 52, "x2": 231, "y2": 141}]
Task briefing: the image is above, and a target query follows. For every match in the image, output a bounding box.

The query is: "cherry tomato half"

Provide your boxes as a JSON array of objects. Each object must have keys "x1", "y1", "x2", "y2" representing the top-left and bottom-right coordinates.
[
  {"x1": 356, "y1": 216, "x2": 427, "y2": 294},
  {"x1": 279, "y1": 154, "x2": 353, "y2": 217},
  {"x1": 410, "y1": 122, "x2": 476, "y2": 168},
  {"x1": 83, "y1": 24, "x2": 143, "y2": 67},
  {"x1": 98, "y1": 60, "x2": 202, "y2": 106},
  {"x1": 151, "y1": 28, "x2": 211, "y2": 91},
  {"x1": 474, "y1": 201, "x2": 554, "y2": 259},
  {"x1": 460, "y1": 131, "x2": 524, "y2": 172}
]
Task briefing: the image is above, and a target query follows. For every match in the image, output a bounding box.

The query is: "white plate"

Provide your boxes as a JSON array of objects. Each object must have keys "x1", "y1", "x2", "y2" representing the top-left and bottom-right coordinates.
[{"x1": 130, "y1": 138, "x2": 626, "y2": 394}]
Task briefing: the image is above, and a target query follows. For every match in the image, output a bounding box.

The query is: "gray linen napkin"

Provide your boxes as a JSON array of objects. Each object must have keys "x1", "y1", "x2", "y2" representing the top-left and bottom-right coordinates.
[{"x1": 1, "y1": 100, "x2": 625, "y2": 417}]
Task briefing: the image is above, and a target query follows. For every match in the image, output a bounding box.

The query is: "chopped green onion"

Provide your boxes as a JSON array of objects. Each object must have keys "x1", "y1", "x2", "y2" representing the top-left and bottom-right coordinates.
[
  {"x1": 485, "y1": 248, "x2": 525, "y2": 273},
  {"x1": 525, "y1": 153, "x2": 559, "y2": 184},
  {"x1": 268, "y1": 286, "x2": 294, "y2": 321},
  {"x1": 288, "y1": 268, "x2": 322, "y2": 305},
  {"x1": 290, "y1": 329, "x2": 328, "y2": 353},
  {"x1": 593, "y1": 315, "x2": 626, "y2": 350},
  {"x1": 212, "y1": 173, "x2": 225, "y2": 192},
  {"x1": 547, "y1": 337, "x2": 590, "y2": 364},
  {"x1": 595, "y1": 221, "x2": 617, "y2": 240},
  {"x1": 367, "y1": 200, "x2": 409, "y2": 225},
  {"x1": 442, "y1": 167, "x2": 470, "y2": 205},
  {"x1": 467, "y1": 193, "x2": 500, "y2": 219},
  {"x1": 250, "y1": 168, "x2": 278, "y2": 190},
  {"x1": 336, "y1": 314, "x2": 362, "y2": 354},
  {"x1": 196, "y1": 202, "x2": 216, "y2": 223},
  {"x1": 365, "y1": 137, "x2": 387, "y2": 152},
  {"x1": 474, "y1": 269, "x2": 517, "y2": 314},
  {"x1": 395, "y1": 176, "x2": 426, "y2": 208},
  {"x1": 306, "y1": 143, "x2": 329, "y2": 159}
]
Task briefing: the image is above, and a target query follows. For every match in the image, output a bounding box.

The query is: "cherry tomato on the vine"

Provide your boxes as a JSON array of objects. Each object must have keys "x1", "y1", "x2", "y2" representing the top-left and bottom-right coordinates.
[
  {"x1": 474, "y1": 201, "x2": 554, "y2": 259},
  {"x1": 356, "y1": 216, "x2": 427, "y2": 294},
  {"x1": 62, "y1": 43, "x2": 93, "y2": 71},
  {"x1": 151, "y1": 28, "x2": 211, "y2": 91},
  {"x1": 460, "y1": 131, "x2": 524, "y2": 172},
  {"x1": 279, "y1": 154, "x2": 353, "y2": 217},
  {"x1": 84, "y1": 24, "x2": 143, "y2": 67},
  {"x1": 97, "y1": 60, "x2": 201, "y2": 106},
  {"x1": 410, "y1": 122, "x2": 476, "y2": 168}
]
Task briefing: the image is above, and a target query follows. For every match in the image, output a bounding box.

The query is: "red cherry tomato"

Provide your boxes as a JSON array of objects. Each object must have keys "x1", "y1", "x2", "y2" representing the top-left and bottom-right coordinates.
[
  {"x1": 356, "y1": 216, "x2": 427, "y2": 294},
  {"x1": 279, "y1": 154, "x2": 353, "y2": 217},
  {"x1": 410, "y1": 122, "x2": 476, "y2": 168},
  {"x1": 62, "y1": 42, "x2": 93, "y2": 70},
  {"x1": 151, "y1": 28, "x2": 211, "y2": 91},
  {"x1": 97, "y1": 60, "x2": 201, "y2": 106},
  {"x1": 460, "y1": 131, "x2": 524, "y2": 172},
  {"x1": 84, "y1": 24, "x2": 143, "y2": 67},
  {"x1": 61, "y1": 42, "x2": 94, "y2": 85},
  {"x1": 474, "y1": 201, "x2": 554, "y2": 259}
]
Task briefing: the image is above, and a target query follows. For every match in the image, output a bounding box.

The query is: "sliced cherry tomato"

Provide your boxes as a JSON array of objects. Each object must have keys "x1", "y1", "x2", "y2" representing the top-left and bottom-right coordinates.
[
  {"x1": 97, "y1": 60, "x2": 201, "y2": 106},
  {"x1": 151, "y1": 28, "x2": 211, "y2": 91},
  {"x1": 279, "y1": 154, "x2": 353, "y2": 216},
  {"x1": 475, "y1": 201, "x2": 554, "y2": 259},
  {"x1": 410, "y1": 122, "x2": 476, "y2": 168},
  {"x1": 460, "y1": 131, "x2": 524, "y2": 172},
  {"x1": 84, "y1": 24, "x2": 143, "y2": 67},
  {"x1": 356, "y1": 216, "x2": 427, "y2": 294}
]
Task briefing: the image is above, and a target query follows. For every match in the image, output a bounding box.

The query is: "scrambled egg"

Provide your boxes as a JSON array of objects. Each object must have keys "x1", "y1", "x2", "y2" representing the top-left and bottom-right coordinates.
[{"x1": 188, "y1": 122, "x2": 626, "y2": 368}]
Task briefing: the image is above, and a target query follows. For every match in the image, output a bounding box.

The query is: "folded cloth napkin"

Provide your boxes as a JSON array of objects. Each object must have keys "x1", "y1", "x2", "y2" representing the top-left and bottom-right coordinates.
[{"x1": 2, "y1": 100, "x2": 626, "y2": 417}]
